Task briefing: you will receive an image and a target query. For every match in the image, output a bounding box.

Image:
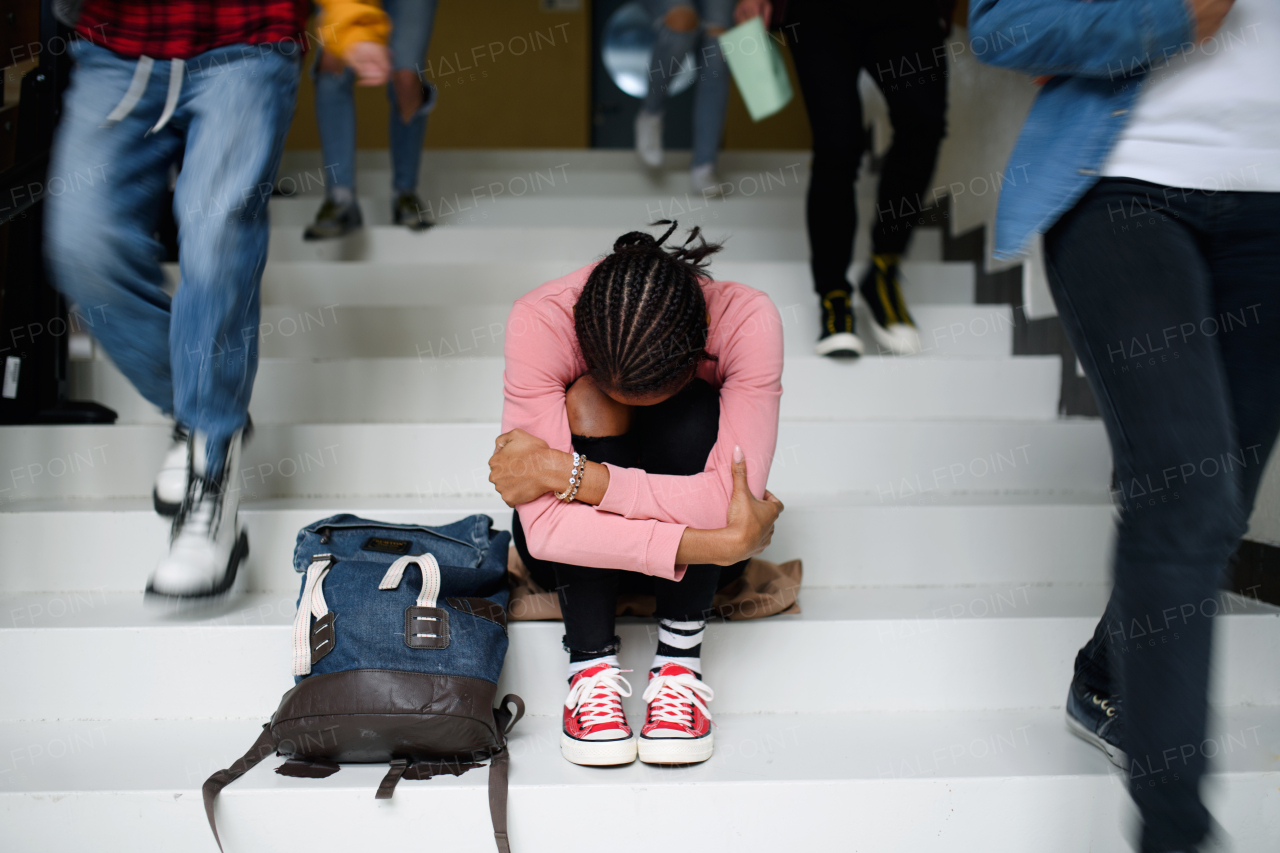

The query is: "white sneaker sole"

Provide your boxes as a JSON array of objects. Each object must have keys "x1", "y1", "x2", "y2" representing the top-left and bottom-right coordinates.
[
  {"x1": 638, "y1": 732, "x2": 713, "y2": 765},
  {"x1": 146, "y1": 530, "x2": 249, "y2": 600},
  {"x1": 855, "y1": 292, "x2": 922, "y2": 356},
  {"x1": 815, "y1": 331, "x2": 864, "y2": 358},
  {"x1": 560, "y1": 732, "x2": 637, "y2": 766},
  {"x1": 1065, "y1": 711, "x2": 1126, "y2": 769}
]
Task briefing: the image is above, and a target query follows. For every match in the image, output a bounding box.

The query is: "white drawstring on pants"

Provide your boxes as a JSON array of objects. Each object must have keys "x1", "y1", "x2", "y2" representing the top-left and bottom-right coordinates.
[{"x1": 101, "y1": 55, "x2": 185, "y2": 134}]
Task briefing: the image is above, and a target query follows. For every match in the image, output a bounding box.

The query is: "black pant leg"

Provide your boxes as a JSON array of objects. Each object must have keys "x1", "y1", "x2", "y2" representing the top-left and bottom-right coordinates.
[
  {"x1": 635, "y1": 379, "x2": 748, "y2": 612},
  {"x1": 512, "y1": 432, "x2": 640, "y2": 655},
  {"x1": 787, "y1": 3, "x2": 865, "y2": 296},
  {"x1": 1045, "y1": 179, "x2": 1251, "y2": 853},
  {"x1": 863, "y1": 26, "x2": 949, "y2": 256}
]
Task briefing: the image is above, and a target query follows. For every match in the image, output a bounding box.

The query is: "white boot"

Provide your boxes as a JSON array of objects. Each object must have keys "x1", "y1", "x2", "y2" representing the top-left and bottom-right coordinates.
[
  {"x1": 152, "y1": 425, "x2": 190, "y2": 516},
  {"x1": 635, "y1": 110, "x2": 664, "y2": 168},
  {"x1": 147, "y1": 427, "x2": 249, "y2": 598}
]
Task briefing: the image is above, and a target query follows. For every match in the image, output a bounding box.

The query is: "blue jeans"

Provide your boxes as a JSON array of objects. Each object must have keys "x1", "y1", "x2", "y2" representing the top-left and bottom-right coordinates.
[
  {"x1": 314, "y1": 0, "x2": 438, "y2": 194},
  {"x1": 45, "y1": 41, "x2": 300, "y2": 478},
  {"x1": 642, "y1": 0, "x2": 732, "y2": 169},
  {"x1": 1045, "y1": 179, "x2": 1280, "y2": 853}
]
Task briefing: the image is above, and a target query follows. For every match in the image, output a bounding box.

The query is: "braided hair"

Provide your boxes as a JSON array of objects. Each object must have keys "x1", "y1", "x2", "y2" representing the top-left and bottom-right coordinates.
[{"x1": 574, "y1": 221, "x2": 722, "y2": 399}]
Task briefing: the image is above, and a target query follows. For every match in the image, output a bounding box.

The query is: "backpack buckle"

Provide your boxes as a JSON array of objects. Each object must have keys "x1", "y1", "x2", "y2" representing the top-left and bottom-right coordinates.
[{"x1": 405, "y1": 606, "x2": 450, "y2": 649}]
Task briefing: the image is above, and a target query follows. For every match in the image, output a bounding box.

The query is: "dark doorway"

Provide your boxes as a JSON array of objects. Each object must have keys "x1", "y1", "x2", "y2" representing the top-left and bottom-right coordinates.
[{"x1": 591, "y1": 0, "x2": 695, "y2": 151}]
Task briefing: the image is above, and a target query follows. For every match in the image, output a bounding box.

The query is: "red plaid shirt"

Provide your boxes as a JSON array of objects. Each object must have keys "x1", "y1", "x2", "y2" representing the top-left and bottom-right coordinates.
[{"x1": 77, "y1": 1, "x2": 311, "y2": 60}]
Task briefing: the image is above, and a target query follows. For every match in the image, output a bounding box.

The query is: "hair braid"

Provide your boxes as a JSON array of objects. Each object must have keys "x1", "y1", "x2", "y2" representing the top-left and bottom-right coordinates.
[{"x1": 574, "y1": 221, "x2": 721, "y2": 398}]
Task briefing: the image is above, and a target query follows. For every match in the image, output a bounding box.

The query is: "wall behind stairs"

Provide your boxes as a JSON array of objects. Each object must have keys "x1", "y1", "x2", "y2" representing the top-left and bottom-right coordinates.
[{"x1": 281, "y1": 1, "x2": 812, "y2": 151}]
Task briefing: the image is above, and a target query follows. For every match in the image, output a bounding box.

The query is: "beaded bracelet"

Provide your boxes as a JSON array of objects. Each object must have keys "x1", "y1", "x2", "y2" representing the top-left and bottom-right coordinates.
[{"x1": 554, "y1": 452, "x2": 587, "y2": 502}]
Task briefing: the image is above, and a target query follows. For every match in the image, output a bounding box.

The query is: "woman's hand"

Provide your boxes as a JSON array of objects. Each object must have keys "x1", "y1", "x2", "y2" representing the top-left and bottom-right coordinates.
[
  {"x1": 674, "y1": 446, "x2": 783, "y2": 566},
  {"x1": 723, "y1": 445, "x2": 784, "y2": 561},
  {"x1": 345, "y1": 41, "x2": 392, "y2": 86},
  {"x1": 488, "y1": 428, "x2": 566, "y2": 507}
]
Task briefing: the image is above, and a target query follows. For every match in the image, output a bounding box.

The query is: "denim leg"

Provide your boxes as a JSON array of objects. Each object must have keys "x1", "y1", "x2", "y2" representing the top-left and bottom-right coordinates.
[
  {"x1": 643, "y1": 0, "x2": 698, "y2": 114},
  {"x1": 45, "y1": 42, "x2": 185, "y2": 416},
  {"x1": 170, "y1": 46, "x2": 300, "y2": 478},
  {"x1": 690, "y1": 32, "x2": 728, "y2": 169},
  {"x1": 313, "y1": 62, "x2": 357, "y2": 192},
  {"x1": 1207, "y1": 191, "x2": 1280, "y2": 516},
  {"x1": 384, "y1": 0, "x2": 438, "y2": 194},
  {"x1": 1045, "y1": 180, "x2": 1249, "y2": 853}
]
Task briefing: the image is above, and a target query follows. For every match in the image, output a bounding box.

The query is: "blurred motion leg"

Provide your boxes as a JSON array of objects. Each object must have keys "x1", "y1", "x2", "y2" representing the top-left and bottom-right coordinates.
[
  {"x1": 1046, "y1": 179, "x2": 1280, "y2": 853},
  {"x1": 45, "y1": 42, "x2": 185, "y2": 416}
]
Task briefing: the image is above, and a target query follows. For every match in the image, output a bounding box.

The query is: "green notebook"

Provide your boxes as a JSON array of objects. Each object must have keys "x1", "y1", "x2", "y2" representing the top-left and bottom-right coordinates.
[{"x1": 719, "y1": 16, "x2": 794, "y2": 122}]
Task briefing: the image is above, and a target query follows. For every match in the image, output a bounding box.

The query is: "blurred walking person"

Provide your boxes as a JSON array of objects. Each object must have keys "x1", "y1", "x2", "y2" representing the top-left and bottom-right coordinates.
[
  {"x1": 45, "y1": 0, "x2": 391, "y2": 597},
  {"x1": 766, "y1": 0, "x2": 953, "y2": 357},
  {"x1": 972, "y1": 0, "x2": 1279, "y2": 850},
  {"x1": 306, "y1": 0, "x2": 440, "y2": 239},
  {"x1": 634, "y1": 0, "x2": 734, "y2": 196}
]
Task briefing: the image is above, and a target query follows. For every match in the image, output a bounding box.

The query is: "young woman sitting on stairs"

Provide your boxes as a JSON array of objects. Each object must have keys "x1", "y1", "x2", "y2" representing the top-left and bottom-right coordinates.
[{"x1": 488, "y1": 222, "x2": 784, "y2": 767}]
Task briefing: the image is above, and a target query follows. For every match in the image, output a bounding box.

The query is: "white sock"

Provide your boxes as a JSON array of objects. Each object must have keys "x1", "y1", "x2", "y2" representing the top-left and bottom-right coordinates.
[
  {"x1": 568, "y1": 653, "x2": 620, "y2": 681},
  {"x1": 651, "y1": 618, "x2": 705, "y2": 676}
]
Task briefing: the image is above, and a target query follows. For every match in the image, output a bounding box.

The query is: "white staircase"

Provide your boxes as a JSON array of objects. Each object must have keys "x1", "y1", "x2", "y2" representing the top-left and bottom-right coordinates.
[{"x1": 3, "y1": 151, "x2": 1277, "y2": 852}]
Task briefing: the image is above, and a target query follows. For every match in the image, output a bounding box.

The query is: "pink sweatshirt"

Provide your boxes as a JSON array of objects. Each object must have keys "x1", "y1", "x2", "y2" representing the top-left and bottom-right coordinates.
[{"x1": 501, "y1": 263, "x2": 783, "y2": 581}]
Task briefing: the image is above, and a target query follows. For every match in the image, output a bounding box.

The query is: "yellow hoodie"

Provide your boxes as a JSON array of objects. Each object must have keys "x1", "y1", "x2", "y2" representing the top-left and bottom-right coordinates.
[{"x1": 316, "y1": 0, "x2": 391, "y2": 58}]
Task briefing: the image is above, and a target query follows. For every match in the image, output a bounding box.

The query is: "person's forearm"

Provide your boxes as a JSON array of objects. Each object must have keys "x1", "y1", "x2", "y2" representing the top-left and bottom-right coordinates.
[
  {"x1": 675, "y1": 526, "x2": 742, "y2": 567},
  {"x1": 536, "y1": 448, "x2": 610, "y2": 505}
]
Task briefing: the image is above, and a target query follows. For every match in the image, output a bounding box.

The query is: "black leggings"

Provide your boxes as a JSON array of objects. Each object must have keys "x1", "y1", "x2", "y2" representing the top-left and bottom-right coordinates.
[
  {"x1": 787, "y1": 1, "x2": 949, "y2": 293},
  {"x1": 512, "y1": 379, "x2": 746, "y2": 656}
]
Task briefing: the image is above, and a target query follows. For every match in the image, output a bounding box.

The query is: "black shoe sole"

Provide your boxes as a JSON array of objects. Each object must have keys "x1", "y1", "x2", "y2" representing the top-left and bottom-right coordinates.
[
  {"x1": 303, "y1": 226, "x2": 361, "y2": 242},
  {"x1": 153, "y1": 489, "x2": 181, "y2": 517},
  {"x1": 145, "y1": 530, "x2": 249, "y2": 600}
]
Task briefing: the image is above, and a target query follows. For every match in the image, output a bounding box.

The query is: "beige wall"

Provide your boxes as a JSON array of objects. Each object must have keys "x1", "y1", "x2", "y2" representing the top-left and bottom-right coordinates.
[{"x1": 284, "y1": 1, "x2": 811, "y2": 151}]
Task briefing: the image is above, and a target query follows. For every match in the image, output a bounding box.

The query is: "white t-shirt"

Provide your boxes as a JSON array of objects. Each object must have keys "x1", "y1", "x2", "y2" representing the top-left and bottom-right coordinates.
[{"x1": 1102, "y1": 0, "x2": 1280, "y2": 191}]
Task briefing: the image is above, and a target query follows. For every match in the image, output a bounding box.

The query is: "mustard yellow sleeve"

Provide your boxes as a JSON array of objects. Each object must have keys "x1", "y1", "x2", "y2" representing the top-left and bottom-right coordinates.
[{"x1": 315, "y1": 0, "x2": 391, "y2": 58}]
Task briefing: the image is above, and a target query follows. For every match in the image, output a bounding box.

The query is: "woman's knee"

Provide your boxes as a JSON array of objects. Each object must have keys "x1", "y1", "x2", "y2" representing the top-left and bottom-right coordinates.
[{"x1": 566, "y1": 375, "x2": 633, "y2": 437}]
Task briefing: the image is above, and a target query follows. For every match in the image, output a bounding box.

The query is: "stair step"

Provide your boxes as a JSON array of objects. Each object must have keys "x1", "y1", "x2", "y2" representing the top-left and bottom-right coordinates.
[
  {"x1": 263, "y1": 225, "x2": 944, "y2": 265},
  {"x1": 0, "y1": 493, "x2": 1115, "y2": 593},
  {"x1": 2, "y1": 708, "x2": 1277, "y2": 852},
  {"x1": 70, "y1": 355, "x2": 1058, "y2": 426},
  {"x1": 247, "y1": 259, "x2": 976, "y2": 308},
  {"x1": 0, "y1": 420, "x2": 1110, "y2": 501},
  {"x1": 3, "y1": 587, "x2": 1275, "y2": 720},
  {"x1": 270, "y1": 192, "x2": 810, "y2": 228},
  {"x1": 237, "y1": 303, "x2": 1014, "y2": 359}
]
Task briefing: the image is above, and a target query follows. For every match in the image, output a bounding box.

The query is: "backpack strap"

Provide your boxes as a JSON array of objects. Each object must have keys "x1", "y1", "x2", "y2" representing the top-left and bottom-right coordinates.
[
  {"x1": 202, "y1": 724, "x2": 276, "y2": 853},
  {"x1": 488, "y1": 694, "x2": 524, "y2": 853},
  {"x1": 488, "y1": 747, "x2": 512, "y2": 853},
  {"x1": 292, "y1": 554, "x2": 336, "y2": 677},
  {"x1": 375, "y1": 758, "x2": 410, "y2": 799},
  {"x1": 379, "y1": 552, "x2": 442, "y2": 606}
]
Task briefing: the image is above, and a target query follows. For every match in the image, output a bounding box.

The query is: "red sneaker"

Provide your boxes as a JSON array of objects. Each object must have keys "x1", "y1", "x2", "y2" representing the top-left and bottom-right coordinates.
[
  {"x1": 561, "y1": 663, "x2": 637, "y2": 766},
  {"x1": 638, "y1": 663, "x2": 714, "y2": 764}
]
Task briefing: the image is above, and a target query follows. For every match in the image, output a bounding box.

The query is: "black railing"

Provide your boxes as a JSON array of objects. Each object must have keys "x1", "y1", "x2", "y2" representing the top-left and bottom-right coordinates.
[{"x1": 0, "y1": 0, "x2": 114, "y2": 424}]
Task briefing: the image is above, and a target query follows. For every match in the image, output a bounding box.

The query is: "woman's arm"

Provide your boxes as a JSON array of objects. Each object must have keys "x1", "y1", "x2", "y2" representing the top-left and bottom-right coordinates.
[
  {"x1": 490, "y1": 431, "x2": 783, "y2": 566},
  {"x1": 501, "y1": 292, "x2": 694, "y2": 576},
  {"x1": 593, "y1": 291, "x2": 783, "y2": 530},
  {"x1": 969, "y1": 0, "x2": 1197, "y2": 79},
  {"x1": 492, "y1": 290, "x2": 782, "y2": 531}
]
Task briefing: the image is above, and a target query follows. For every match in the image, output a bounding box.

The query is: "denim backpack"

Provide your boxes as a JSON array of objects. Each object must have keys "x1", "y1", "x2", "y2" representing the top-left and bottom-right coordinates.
[{"x1": 203, "y1": 514, "x2": 523, "y2": 853}]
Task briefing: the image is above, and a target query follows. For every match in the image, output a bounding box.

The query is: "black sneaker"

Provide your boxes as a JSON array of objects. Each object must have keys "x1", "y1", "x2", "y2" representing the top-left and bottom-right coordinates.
[
  {"x1": 393, "y1": 192, "x2": 434, "y2": 231},
  {"x1": 304, "y1": 198, "x2": 363, "y2": 241},
  {"x1": 857, "y1": 254, "x2": 922, "y2": 355},
  {"x1": 815, "y1": 289, "x2": 864, "y2": 358},
  {"x1": 1065, "y1": 679, "x2": 1126, "y2": 768}
]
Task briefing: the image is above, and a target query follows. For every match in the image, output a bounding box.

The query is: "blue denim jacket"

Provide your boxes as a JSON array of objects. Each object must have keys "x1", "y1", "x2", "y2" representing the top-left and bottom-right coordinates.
[{"x1": 969, "y1": 0, "x2": 1194, "y2": 259}]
